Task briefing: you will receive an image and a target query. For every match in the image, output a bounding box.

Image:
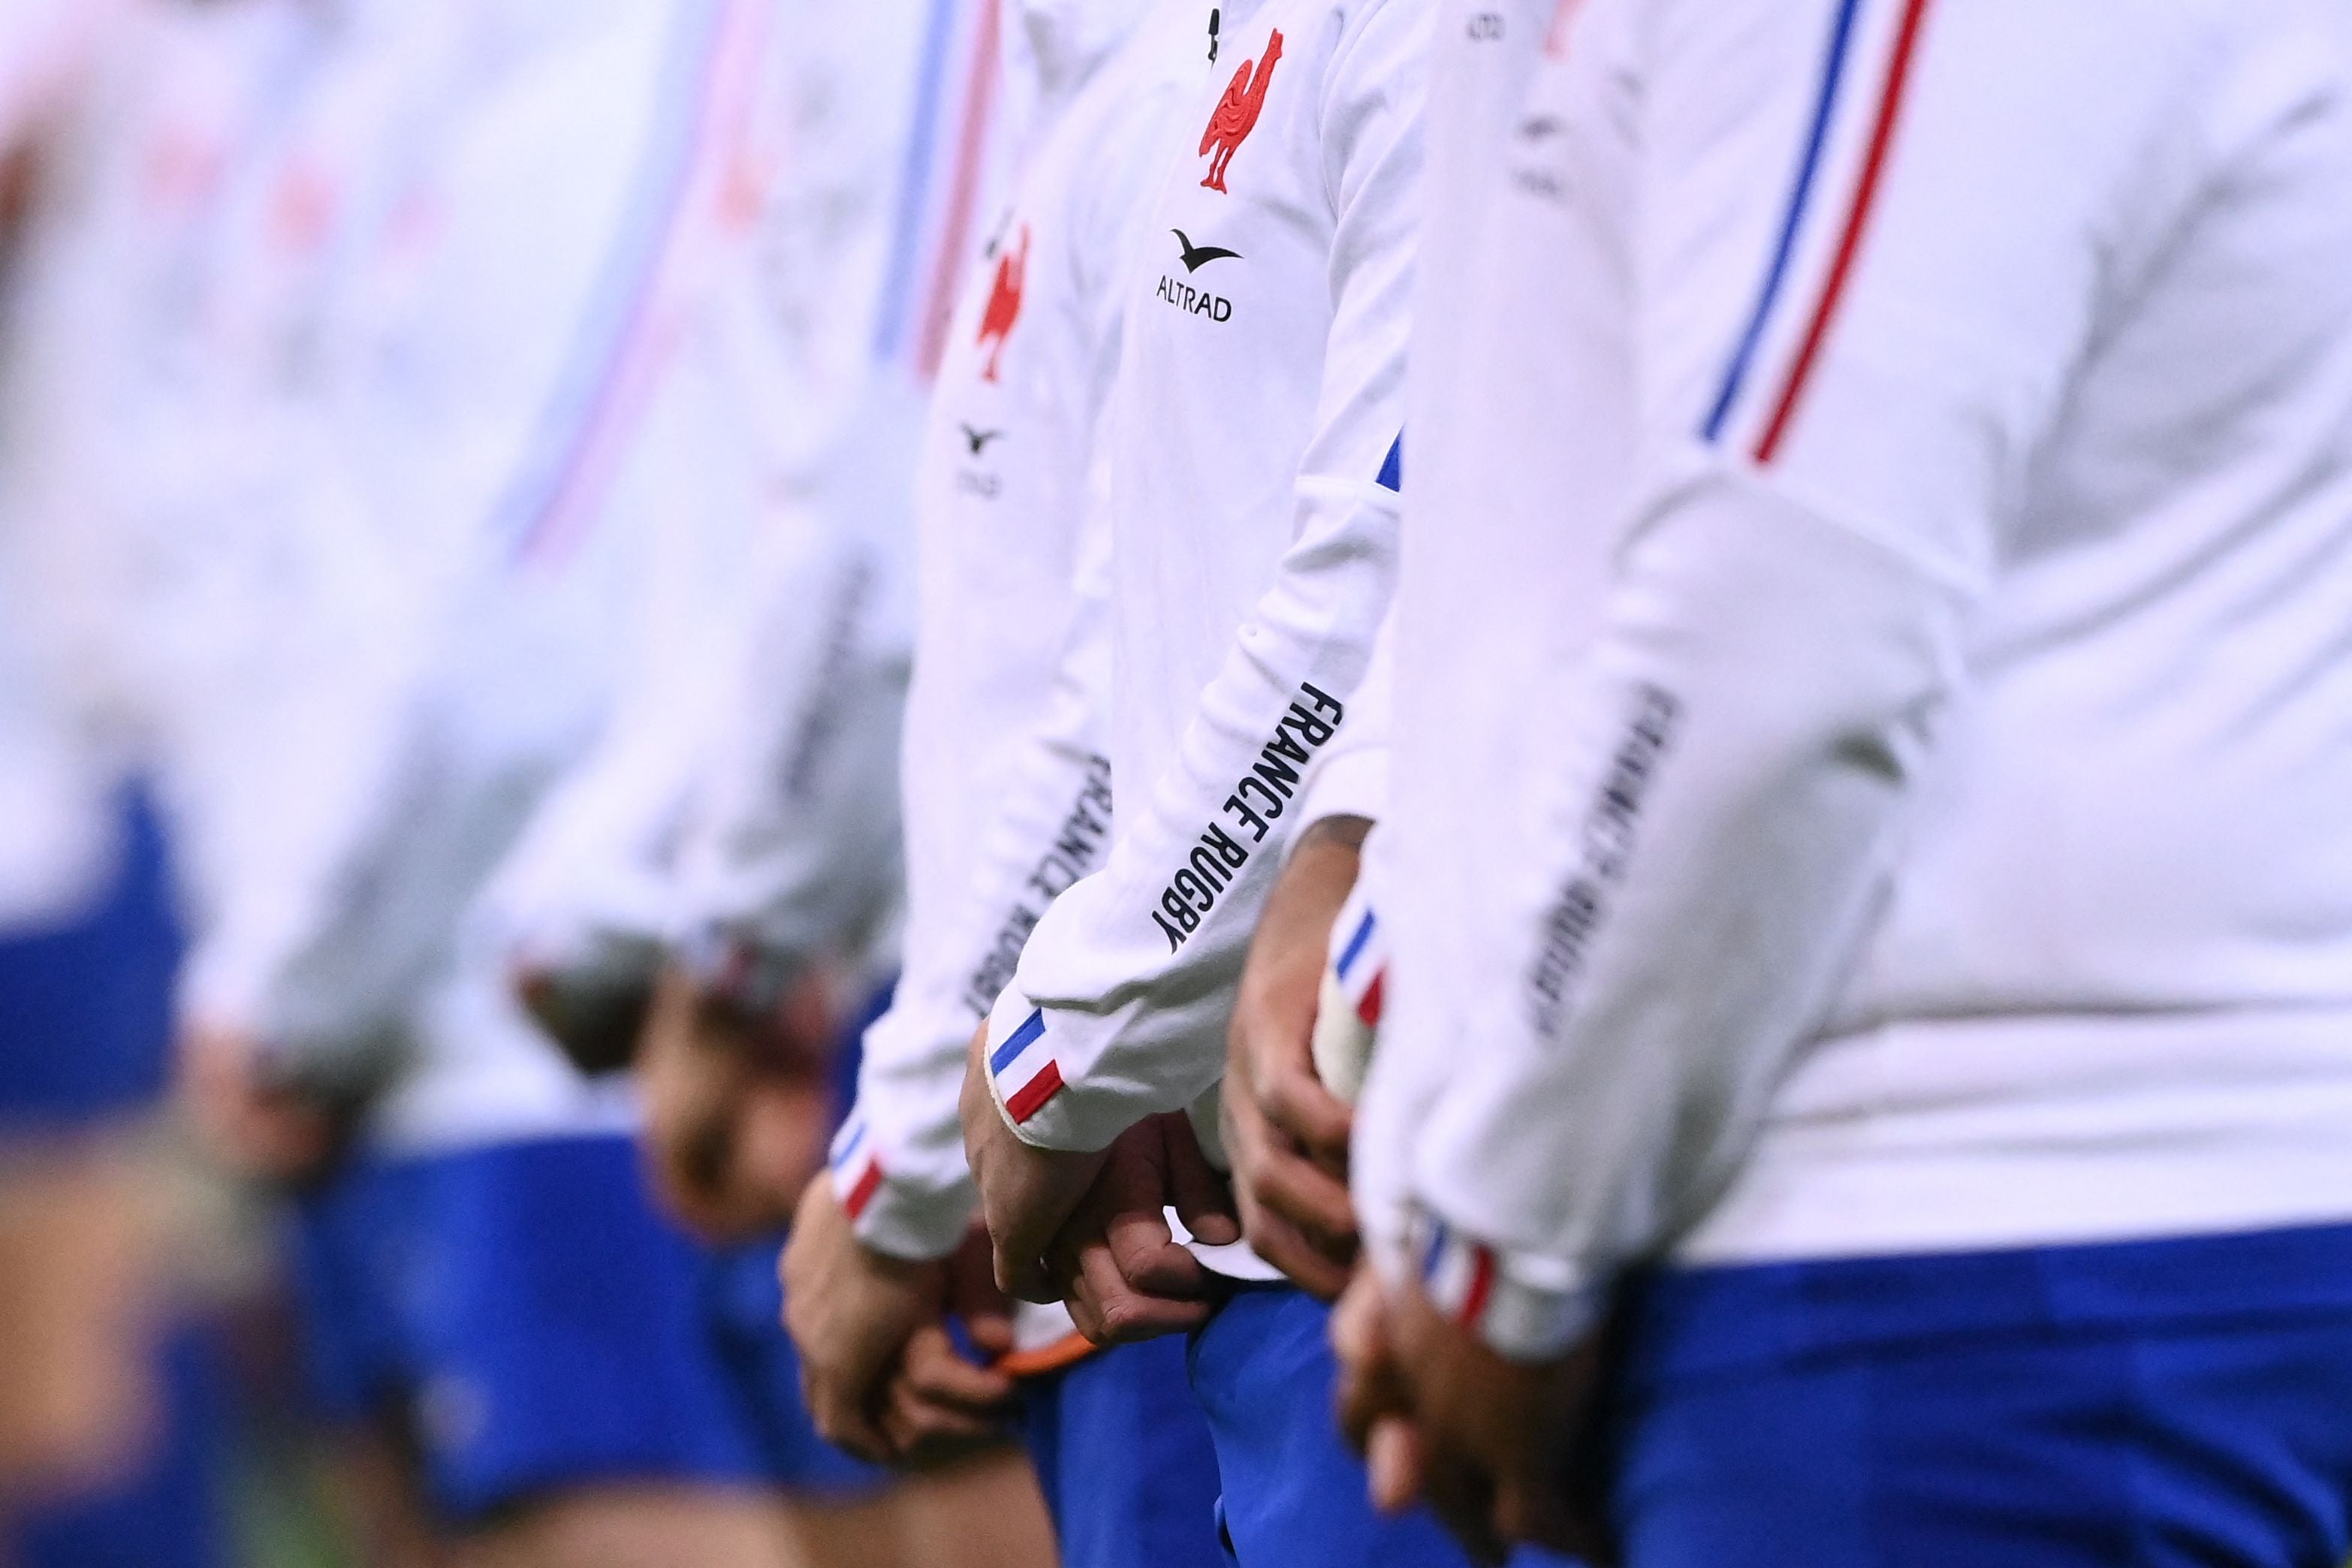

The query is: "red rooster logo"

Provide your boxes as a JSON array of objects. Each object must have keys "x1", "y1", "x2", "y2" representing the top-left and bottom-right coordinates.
[
  {"x1": 1199, "y1": 29, "x2": 1283, "y2": 193},
  {"x1": 975, "y1": 224, "x2": 1030, "y2": 383}
]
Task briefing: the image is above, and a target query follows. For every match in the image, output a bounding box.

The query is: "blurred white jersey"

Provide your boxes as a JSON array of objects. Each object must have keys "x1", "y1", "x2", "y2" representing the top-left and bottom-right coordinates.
[
  {"x1": 228, "y1": 0, "x2": 1006, "y2": 1156},
  {"x1": 0, "y1": 0, "x2": 318, "y2": 930},
  {"x1": 489, "y1": 0, "x2": 1014, "y2": 1020}
]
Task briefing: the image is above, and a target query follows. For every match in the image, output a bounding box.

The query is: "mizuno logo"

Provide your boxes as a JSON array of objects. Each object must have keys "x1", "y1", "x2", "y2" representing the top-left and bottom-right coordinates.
[
  {"x1": 1171, "y1": 229, "x2": 1240, "y2": 273},
  {"x1": 960, "y1": 425, "x2": 1004, "y2": 457}
]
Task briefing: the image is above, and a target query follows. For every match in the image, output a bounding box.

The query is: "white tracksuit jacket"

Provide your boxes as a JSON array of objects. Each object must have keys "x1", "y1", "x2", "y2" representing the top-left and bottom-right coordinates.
[
  {"x1": 493, "y1": 0, "x2": 1004, "y2": 1024},
  {"x1": 977, "y1": 0, "x2": 1428, "y2": 1190},
  {"x1": 203, "y1": 0, "x2": 786, "y2": 1144},
  {"x1": 0, "y1": 0, "x2": 220, "y2": 934},
  {"x1": 1355, "y1": 0, "x2": 2352, "y2": 1358},
  {"x1": 301, "y1": 0, "x2": 988, "y2": 1151},
  {"x1": 829, "y1": 0, "x2": 1188, "y2": 1265},
  {"x1": 0, "y1": 0, "x2": 369, "y2": 941},
  {"x1": 489, "y1": 0, "x2": 952, "y2": 1010}
]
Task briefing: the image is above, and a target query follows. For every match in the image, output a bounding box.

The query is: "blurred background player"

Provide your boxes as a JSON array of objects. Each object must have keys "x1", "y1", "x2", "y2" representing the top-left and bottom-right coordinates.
[
  {"x1": 155, "y1": 2, "x2": 972, "y2": 1564},
  {"x1": 478, "y1": 0, "x2": 1056, "y2": 1563},
  {"x1": 0, "y1": 2, "x2": 317, "y2": 1561},
  {"x1": 779, "y1": 2, "x2": 1232, "y2": 1564},
  {"x1": 1339, "y1": 0, "x2": 2352, "y2": 1563}
]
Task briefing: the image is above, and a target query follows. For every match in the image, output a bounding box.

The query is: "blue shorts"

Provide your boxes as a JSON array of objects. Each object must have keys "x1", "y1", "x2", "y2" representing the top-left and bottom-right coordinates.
[
  {"x1": 290, "y1": 1132, "x2": 880, "y2": 1523},
  {"x1": 699, "y1": 1234, "x2": 889, "y2": 1498},
  {"x1": 10, "y1": 1321, "x2": 228, "y2": 1568},
  {"x1": 1018, "y1": 1334, "x2": 1226, "y2": 1568},
  {"x1": 0, "y1": 789, "x2": 181, "y2": 1129},
  {"x1": 1606, "y1": 1223, "x2": 2352, "y2": 1567},
  {"x1": 1189, "y1": 1282, "x2": 1576, "y2": 1566}
]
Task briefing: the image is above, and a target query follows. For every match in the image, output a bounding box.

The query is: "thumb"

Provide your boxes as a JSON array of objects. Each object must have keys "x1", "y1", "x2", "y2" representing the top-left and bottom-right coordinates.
[
  {"x1": 945, "y1": 1228, "x2": 1018, "y2": 1356},
  {"x1": 1163, "y1": 1111, "x2": 1241, "y2": 1247}
]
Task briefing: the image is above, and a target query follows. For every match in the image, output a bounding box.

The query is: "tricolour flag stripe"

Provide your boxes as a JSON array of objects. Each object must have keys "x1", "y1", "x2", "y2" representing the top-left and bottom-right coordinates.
[
  {"x1": 989, "y1": 1009, "x2": 1048, "y2": 1076},
  {"x1": 1334, "y1": 909, "x2": 1378, "y2": 981},
  {"x1": 1003, "y1": 1060, "x2": 1065, "y2": 1124},
  {"x1": 841, "y1": 1157, "x2": 885, "y2": 1220},
  {"x1": 1751, "y1": 0, "x2": 1935, "y2": 463},
  {"x1": 1458, "y1": 1244, "x2": 1497, "y2": 1328},
  {"x1": 988, "y1": 1007, "x2": 1063, "y2": 1123},
  {"x1": 1699, "y1": 0, "x2": 1865, "y2": 445}
]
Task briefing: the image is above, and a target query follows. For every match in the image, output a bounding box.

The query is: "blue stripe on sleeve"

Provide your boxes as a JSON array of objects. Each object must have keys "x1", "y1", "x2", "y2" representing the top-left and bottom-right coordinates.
[
  {"x1": 1334, "y1": 909, "x2": 1378, "y2": 981},
  {"x1": 873, "y1": 0, "x2": 958, "y2": 362},
  {"x1": 988, "y1": 1009, "x2": 1048, "y2": 1076},
  {"x1": 1699, "y1": 0, "x2": 1865, "y2": 444}
]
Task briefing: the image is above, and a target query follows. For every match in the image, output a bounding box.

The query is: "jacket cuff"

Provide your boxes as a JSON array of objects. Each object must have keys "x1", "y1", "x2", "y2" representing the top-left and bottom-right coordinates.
[
  {"x1": 1399, "y1": 1205, "x2": 1602, "y2": 1363},
  {"x1": 828, "y1": 1113, "x2": 973, "y2": 1262},
  {"x1": 1292, "y1": 743, "x2": 1387, "y2": 843},
  {"x1": 978, "y1": 984, "x2": 1141, "y2": 1153}
]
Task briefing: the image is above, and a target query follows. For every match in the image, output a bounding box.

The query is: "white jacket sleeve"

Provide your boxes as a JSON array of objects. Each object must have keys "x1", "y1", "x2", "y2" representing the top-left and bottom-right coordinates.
[
  {"x1": 840, "y1": 502, "x2": 1115, "y2": 1257},
  {"x1": 664, "y1": 6, "x2": 929, "y2": 1009},
  {"x1": 986, "y1": 4, "x2": 1425, "y2": 1154},
  {"x1": 1361, "y1": 0, "x2": 2318, "y2": 1355},
  {"x1": 668, "y1": 512, "x2": 912, "y2": 1009},
  {"x1": 1292, "y1": 608, "x2": 1393, "y2": 837},
  {"x1": 831, "y1": 20, "x2": 1193, "y2": 1254}
]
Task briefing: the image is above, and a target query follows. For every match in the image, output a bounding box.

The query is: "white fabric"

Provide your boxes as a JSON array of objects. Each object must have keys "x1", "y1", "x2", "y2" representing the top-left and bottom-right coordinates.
[
  {"x1": 0, "y1": 0, "x2": 307, "y2": 930},
  {"x1": 1357, "y1": 0, "x2": 2352, "y2": 1349},
  {"x1": 839, "y1": 0, "x2": 1190, "y2": 1262},
  {"x1": 982, "y1": 0, "x2": 1429, "y2": 1173},
  {"x1": 496, "y1": 0, "x2": 946, "y2": 1006}
]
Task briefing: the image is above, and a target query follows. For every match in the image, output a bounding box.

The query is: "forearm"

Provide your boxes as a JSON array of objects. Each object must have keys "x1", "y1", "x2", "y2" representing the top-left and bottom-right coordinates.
[{"x1": 1383, "y1": 462, "x2": 1971, "y2": 1353}]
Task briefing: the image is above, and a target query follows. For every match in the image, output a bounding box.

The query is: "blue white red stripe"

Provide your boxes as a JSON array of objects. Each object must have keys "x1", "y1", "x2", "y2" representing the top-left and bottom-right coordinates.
[
  {"x1": 1331, "y1": 904, "x2": 1388, "y2": 1027},
  {"x1": 1701, "y1": 0, "x2": 1936, "y2": 463},
  {"x1": 1419, "y1": 1217, "x2": 1498, "y2": 1330},
  {"x1": 830, "y1": 1117, "x2": 885, "y2": 1220},
  {"x1": 988, "y1": 1008, "x2": 1064, "y2": 1124},
  {"x1": 502, "y1": 0, "x2": 758, "y2": 566},
  {"x1": 873, "y1": 0, "x2": 1003, "y2": 384}
]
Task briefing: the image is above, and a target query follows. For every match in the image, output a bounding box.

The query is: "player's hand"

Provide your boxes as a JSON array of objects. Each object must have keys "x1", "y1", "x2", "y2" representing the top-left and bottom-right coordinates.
[
  {"x1": 781, "y1": 1171, "x2": 951, "y2": 1463},
  {"x1": 1223, "y1": 815, "x2": 1367, "y2": 1300},
  {"x1": 1332, "y1": 1264, "x2": 1612, "y2": 1564},
  {"x1": 511, "y1": 958, "x2": 656, "y2": 1077},
  {"x1": 958, "y1": 1021, "x2": 1109, "y2": 1302},
  {"x1": 877, "y1": 1225, "x2": 1021, "y2": 1465},
  {"x1": 642, "y1": 968, "x2": 833, "y2": 1241},
  {"x1": 1048, "y1": 1112, "x2": 1239, "y2": 1345},
  {"x1": 179, "y1": 1025, "x2": 339, "y2": 1184}
]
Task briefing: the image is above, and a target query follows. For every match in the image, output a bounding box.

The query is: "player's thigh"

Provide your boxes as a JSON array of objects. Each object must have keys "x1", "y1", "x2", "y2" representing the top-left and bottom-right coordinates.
[
  {"x1": 0, "y1": 1148, "x2": 160, "y2": 1488},
  {"x1": 457, "y1": 1485, "x2": 793, "y2": 1568},
  {"x1": 856, "y1": 1446, "x2": 1057, "y2": 1568}
]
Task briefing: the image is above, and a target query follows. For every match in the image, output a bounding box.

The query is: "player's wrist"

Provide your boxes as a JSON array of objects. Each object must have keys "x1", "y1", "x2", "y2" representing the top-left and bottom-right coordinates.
[
  {"x1": 978, "y1": 985, "x2": 1174, "y2": 1155},
  {"x1": 828, "y1": 1114, "x2": 975, "y2": 1262},
  {"x1": 1401, "y1": 1204, "x2": 1602, "y2": 1363}
]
